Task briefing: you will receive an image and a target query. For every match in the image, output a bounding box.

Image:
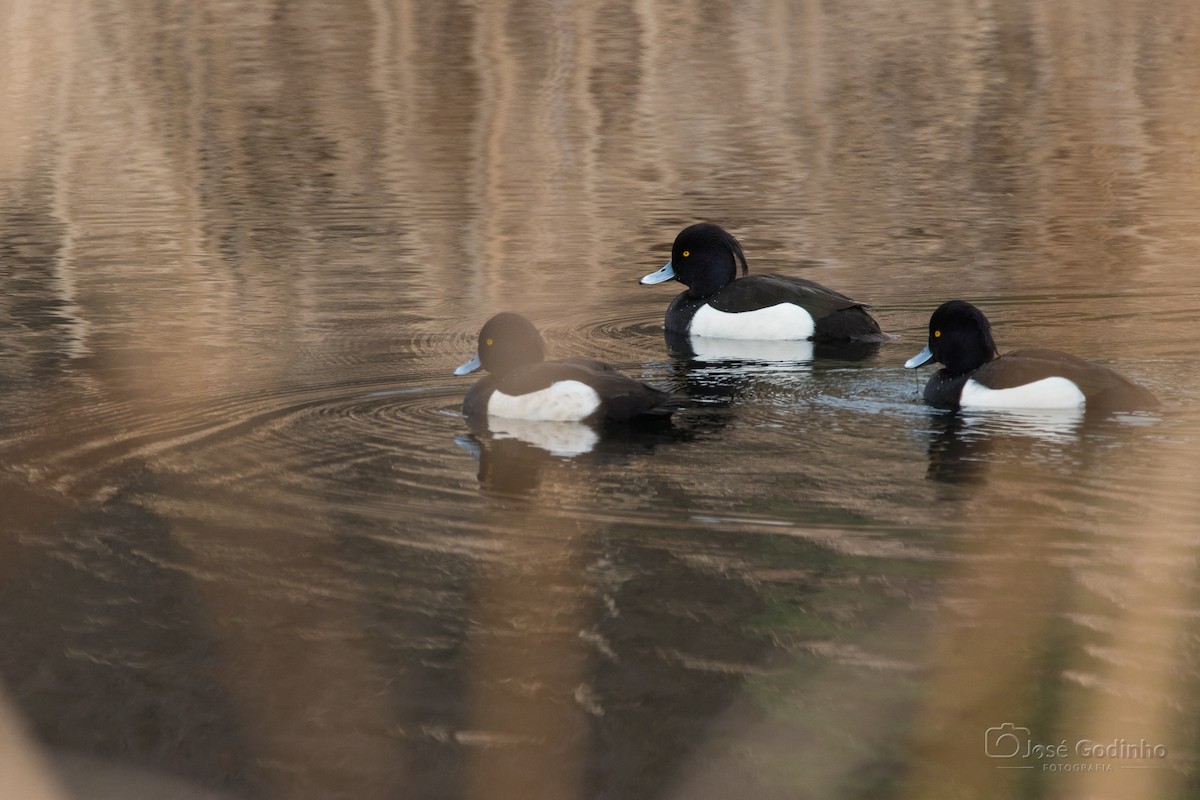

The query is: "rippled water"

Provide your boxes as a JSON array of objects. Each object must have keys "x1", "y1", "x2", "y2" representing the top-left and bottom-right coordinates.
[{"x1": 3, "y1": 2, "x2": 1200, "y2": 799}]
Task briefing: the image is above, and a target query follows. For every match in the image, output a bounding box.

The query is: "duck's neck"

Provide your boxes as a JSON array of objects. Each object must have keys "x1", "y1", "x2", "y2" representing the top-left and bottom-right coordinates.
[
  {"x1": 665, "y1": 292, "x2": 708, "y2": 333},
  {"x1": 925, "y1": 370, "x2": 972, "y2": 409}
]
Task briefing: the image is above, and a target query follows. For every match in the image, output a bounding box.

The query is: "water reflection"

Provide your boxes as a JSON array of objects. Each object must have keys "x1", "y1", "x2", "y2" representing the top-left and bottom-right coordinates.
[
  {"x1": 960, "y1": 406, "x2": 1087, "y2": 438},
  {"x1": 924, "y1": 412, "x2": 992, "y2": 486},
  {"x1": 923, "y1": 408, "x2": 1090, "y2": 487},
  {"x1": 663, "y1": 328, "x2": 887, "y2": 418},
  {"x1": 482, "y1": 419, "x2": 601, "y2": 458},
  {"x1": 664, "y1": 325, "x2": 885, "y2": 364},
  {"x1": 2, "y1": 0, "x2": 1200, "y2": 798},
  {"x1": 459, "y1": 413, "x2": 715, "y2": 498},
  {"x1": 667, "y1": 332, "x2": 818, "y2": 364}
]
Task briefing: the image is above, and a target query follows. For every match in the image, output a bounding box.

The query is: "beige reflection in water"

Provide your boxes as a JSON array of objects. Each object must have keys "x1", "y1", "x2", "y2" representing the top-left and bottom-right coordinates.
[
  {"x1": 901, "y1": 455, "x2": 1196, "y2": 800},
  {"x1": 0, "y1": 686, "x2": 67, "y2": 800},
  {"x1": 2, "y1": 0, "x2": 1200, "y2": 798}
]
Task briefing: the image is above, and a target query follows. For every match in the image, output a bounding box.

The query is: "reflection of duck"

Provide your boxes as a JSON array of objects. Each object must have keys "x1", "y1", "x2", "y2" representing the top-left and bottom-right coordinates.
[
  {"x1": 906, "y1": 301, "x2": 1159, "y2": 413},
  {"x1": 457, "y1": 418, "x2": 704, "y2": 497},
  {"x1": 923, "y1": 406, "x2": 1088, "y2": 485},
  {"x1": 663, "y1": 329, "x2": 882, "y2": 365},
  {"x1": 662, "y1": 327, "x2": 883, "y2": 411},
  {"x1": 963, "y1": 407, "x2": 1085, "y2": 438},
  {"x1": 640, "y1": 223, "x2": 888, "y2": 344},
  {"x1": 667, "y1": 331, "x2": 816, "y2": 364},
  {"x1": 458, "y1": 434, "x2": 558, "y2": 497},
  {"x1": 925, "y1": 412, "x2": 986, "y2": 485},
  {"x1": 455, "y1": 313, "x2": 680, "y2": 423},
  {"x1": 486, "y1": 418, "x2": 599, "y2": 457}
]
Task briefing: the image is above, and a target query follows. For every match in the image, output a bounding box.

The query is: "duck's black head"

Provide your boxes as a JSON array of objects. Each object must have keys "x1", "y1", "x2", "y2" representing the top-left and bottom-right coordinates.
[
  {"x1": 455, "y1": 312, "x2": 545, "y2": 377},
  {"x1": 642, "y1": 223, "x2": 749, "y2": 298},
  {"x1": 906, "y1": 300, "x2": 998, "y2": 376}
]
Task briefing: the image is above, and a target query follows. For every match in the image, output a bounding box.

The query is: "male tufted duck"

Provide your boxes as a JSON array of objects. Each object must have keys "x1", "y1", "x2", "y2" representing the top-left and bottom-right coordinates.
[
  {"x1": 640, "y1": 223, "x2": 888, "y2": 343},
  {"x1": 455, "y1": 313, "x2": 680, "y2": 422},
  {"x1": 905, "y1": 300, "x2": 1159, "y2": 411}
]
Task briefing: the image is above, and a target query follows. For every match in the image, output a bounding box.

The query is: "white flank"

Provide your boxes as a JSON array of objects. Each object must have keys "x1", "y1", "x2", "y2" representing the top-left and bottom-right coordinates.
[
  {"x1": 488, "y1": 380, "x2": 602, "y2": 421},
  {"x1": 690, "y1": 302, "x2": 815, "y2": 340},
  {"x1": 960, "y1": 376, "x2": 1086, "y2": 409}
]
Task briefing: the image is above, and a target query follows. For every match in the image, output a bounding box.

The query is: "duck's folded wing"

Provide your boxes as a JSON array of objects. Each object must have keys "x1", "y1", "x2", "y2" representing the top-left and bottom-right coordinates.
[
  {"x1": 979, "y1": 349, "x2": 1159, "y2": 409},
  {"x1": 979, "y1": 349, "x2": 1111, "y2": 390},
  {"x1": 707, "y1": 274, "x2": 862, "y2": 316},
  {"x1": 560, "y1": 356, "x2": 620, "y2": 374},
  {"x1": 718, "y1": 275, "x2": 890, "y2": 342},
  {"x1": 597, "y1": 378, "x2": 681, "y2": 420},
  {"x1": 565, "y1": 363, "x2": 681, "y2": 420}
]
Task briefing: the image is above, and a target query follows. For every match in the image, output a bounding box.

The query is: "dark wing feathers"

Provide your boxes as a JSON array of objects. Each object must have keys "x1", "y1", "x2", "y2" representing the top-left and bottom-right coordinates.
[
  {"x1": 977, "y1": 349, "x2": 1159, "y2": 410},
  {"x1": 813, "y1": 305, "x2": 889, "y2": 342},
  {"x1": 560, "y1": 356, "x2": 621, "y2": 374},
  {"x1": 488, "y1": 360, "x2": 679, "y2": 422},
  {"x1": 705, "y1": 274, "x2": 886, "y2": 342},
  {"x1": 578, "y1": 368, "x2": 680, "y2": 421},
  {"x1": 707, "y1": 274, "x2": 858, "y2": 316},
  {"x1": 492, "y1": 362, "x2": 578, "y2": 395},
  {"x1": 979, "y1": 349, "x2": 1124, "y2": 391}
]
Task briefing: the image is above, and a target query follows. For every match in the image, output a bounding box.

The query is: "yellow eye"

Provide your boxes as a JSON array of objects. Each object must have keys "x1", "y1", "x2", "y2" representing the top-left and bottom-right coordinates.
[
  {"x1": 933, "y1": 330, "x2": 941, "y2": 338},
  {"x1": 682, "y1": 250, "x2": 690, "y2": 257},
  {"x1": 486, "y1": 338, "x2": 493, "y2": 346}
]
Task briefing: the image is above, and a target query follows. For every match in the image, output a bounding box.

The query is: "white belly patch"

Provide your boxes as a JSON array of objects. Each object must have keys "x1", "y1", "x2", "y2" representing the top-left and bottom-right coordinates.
[
  {"x1": 488, "y1": 380, "x2": 602, "y2": 421},
  {"x1": 690, "y1": 303, "x2": 814, "y2": 340},
  {"x1": 960, "y1": 377, "x2": 1086, "y2": 409}
]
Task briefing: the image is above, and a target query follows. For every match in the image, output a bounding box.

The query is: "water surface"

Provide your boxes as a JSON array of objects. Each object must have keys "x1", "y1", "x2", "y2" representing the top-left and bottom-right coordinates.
[{"x1": 2, "y1": 2, "x2": 1200, "y2": 799}]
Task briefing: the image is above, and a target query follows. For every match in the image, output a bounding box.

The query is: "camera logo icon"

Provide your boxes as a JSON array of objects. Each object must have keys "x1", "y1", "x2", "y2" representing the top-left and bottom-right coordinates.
[{"x1": 984, "y1": 723, "x2": 1030, "y2": 758}]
